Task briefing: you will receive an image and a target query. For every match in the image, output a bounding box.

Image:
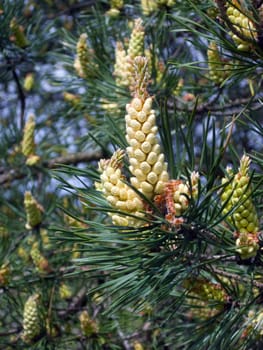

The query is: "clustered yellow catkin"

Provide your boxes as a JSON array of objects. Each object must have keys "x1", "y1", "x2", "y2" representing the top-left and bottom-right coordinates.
[
  {"x1": 110, "y1": 0, "x2": 124, "y2": 9},
  {"x1": 185, "y1": 278, "x2": 227, "y2": 320},
  {"x1": 242, "y1": 308, "x2": 263, "y2": 339},
  {"x1": 9, "y1": 17, "x2": 28, "y2": 48},
  {"x1": 63, "y1": 92, "x2": 81, "y2": 106},
  {"x1": 126, "y1": 57, "x2": 169, "y2": 199},
  {"x1": 114, "y1": 18, "x2": 145, "y2": 89},
  {"x1": 79, "y1": 310, "x2": 99, "y2": 337},
  {"x1": 114, "y1": 42, "x2": 131, "y2": 88},
  {"x1": 221, "y1": 166, "x2": 234, "y2": 224},
  {"x1": 72, "y1": 243, "x2": 81, "y2": 259},
  {"x1": 127, "y1": 18, "x2": 145, "y2": 59},
  {"x1": 173, "y1": 78, "x2": 184, "y2": 96},
  {"x1": 21, "y1": 294, "x2": 41, "y2": 344},
  {"x1": 141, "y1": 0, "x2": 175, "y2": 16},
  {"x1": 233, "y1": 156, "x2": 259, "y2": 259},
  {"x1": 144, "y1": 47, "x2": 167, "y2": 85},
  {"x1": 141, "y1": 0, "x2": 158, "y2": 15},
  {"x1": 106, "y1": 0, "x2": 124, "y2": 17},
  {"x1": 0, "y1": 264, "x2": 10, "y2": 286},
  {"x1": 24, "y1": 191, "x2": 43, "y2": 229},
  {"x1": 0, "y1": 225, "x2": 8, "y2": 239},
  {"x1": 133, "y1": 341, "x2": 144, "y2": 350},
  {"x1": 40, "y1": 228, "x2": 51, "y2": 250},
  {"x1": 207, "y1": 41, "x2": 231, "y2": 84},
  {"x1": 126, "y1": 96, "x2": 169, "y2": 199},
  {"x1": 96, "y1": 149, "x2": 145, "y2": 226},
  {"x1": 18, "y1": 245, "x2": 30, "y2": 262},
  {"x1": 97, "y1": 57, "x2": 200, "y2": 228},
  {"x1": 74, "y1": 33, "x2": 96, "y2": 79},
  {"x1": 30, "y1": 242, "x2": 51, "y2": 274},
  {"x1": 225, "y1": 0, "x2": 258, "y2": 51},
  {"x1": 221, "y1": 155, "x2": 259, "y2": 259},
  {"x1": 21, "y1": 115, "x2": 40, "y2": 166}
]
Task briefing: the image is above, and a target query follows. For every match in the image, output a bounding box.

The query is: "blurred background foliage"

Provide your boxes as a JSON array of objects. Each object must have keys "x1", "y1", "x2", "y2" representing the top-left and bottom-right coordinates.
[{"x1": 0, "y1": 0, "x2": 262, "y2": 349}]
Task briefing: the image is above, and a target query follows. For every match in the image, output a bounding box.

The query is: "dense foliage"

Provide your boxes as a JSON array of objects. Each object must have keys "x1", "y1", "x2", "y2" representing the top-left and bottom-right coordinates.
[{"x1": 0, "y1": 1, "x2": 263, "y2": 349}]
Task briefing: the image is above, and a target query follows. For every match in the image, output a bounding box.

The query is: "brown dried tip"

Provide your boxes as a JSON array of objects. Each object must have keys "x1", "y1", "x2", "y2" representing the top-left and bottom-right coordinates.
[{"x1": 131, "y1": 56, "x2": 149, "y2": 101}]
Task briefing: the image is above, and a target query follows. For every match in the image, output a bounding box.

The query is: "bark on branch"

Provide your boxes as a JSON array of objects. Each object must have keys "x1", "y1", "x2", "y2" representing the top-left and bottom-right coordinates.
[{"x1": 0, "y1": 150, "x2": 103, "y2": 186}]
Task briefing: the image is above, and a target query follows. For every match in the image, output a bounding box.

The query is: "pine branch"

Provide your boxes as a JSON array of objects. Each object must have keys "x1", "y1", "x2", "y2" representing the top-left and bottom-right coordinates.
[
  {"x1": 5, "y1": 54, "x2": 26, "y2": 130},
  {"x1": 45, "y1": 150, "x2": 103, "y2": 168},
  {"x1": 0, "y1": 150, "x2": 103, "y2": 186},
  {"x1": 47, "y1": 1, "x2": 105, "y2": 19},
  {"x1": 212, "y1": 267, "x2": 263, "y2": 289},
  {"x1": 0, "y1": 328, "x2": 22, "y2": 337},
  {"x1": 58, "y1": 287, "x2": 87, "y2": 319},
  {"x1": 112, "y1": 315, "x2": 133, "y2": 350},
  {"x1": 176, "y1": 95, "x2": 263, "y2": 117}
]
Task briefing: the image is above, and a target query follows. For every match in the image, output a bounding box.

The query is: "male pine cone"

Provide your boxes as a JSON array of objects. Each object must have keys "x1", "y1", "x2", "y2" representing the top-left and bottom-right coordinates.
[
  {"x1": 96, "y1": 149, "x2": 145, "y2": 227},
  {"x1": 207, "y1": 41, "x2": 230, "y2": 84},
  {"x1": 21, "y1": 294, "x2": 41, "y2": 344},
  {"x1": 225, "y1": 0, "x2": 258, "y2": 51},
  {"x1": 24, "y1": 191, "x2": 43, "y2": 229},
  {"x1": 221, "y1": 155, "x2": 259, "y2": 259}
]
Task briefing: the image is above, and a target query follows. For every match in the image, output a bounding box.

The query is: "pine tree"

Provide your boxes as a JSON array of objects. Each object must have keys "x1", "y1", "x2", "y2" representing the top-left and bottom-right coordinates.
[{"x1": 0, "y1": 1, "x2": 262, "y2": 349}]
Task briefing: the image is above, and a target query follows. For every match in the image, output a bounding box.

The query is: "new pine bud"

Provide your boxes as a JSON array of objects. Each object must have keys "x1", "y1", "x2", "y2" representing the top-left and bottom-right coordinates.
[
  {"x1": 23, "y1": 73, "x2": 34, "y2": 91},
  {"x1": 127, "y1": 18, "x2": 145, "y2": 60},
  {"x1": 59, "y1": 283, "x2": 73, "y2": 300},
  {"x1": 10, "y1": 17, "x2": 28, "y2": 48},
  {"x1": 21, "y1": 115, "x2": 40, "y2": 166},
  {"x1": 114, "y1": 42, "x2": 131, "y2": 88},
  {"x1": 114, "y1": 19, "x2": 145, "y2": 89},
  {"x1": 21, "y1": 115, "x2": 35, "y2": 157},
  {"x1": 74, "y1": 33, "x2": 97, "y2": 78}
]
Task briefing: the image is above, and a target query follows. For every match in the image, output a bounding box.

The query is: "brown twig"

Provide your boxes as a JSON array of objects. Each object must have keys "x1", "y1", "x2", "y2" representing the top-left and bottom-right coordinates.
[
  {"x1": 58, "y1": 287, "x2": 87, "y2": 319},
  {"x1": 0, "y1": 150, "x2": 103, "y2": 186},
  {"x1": 212, "y1": 267, "x2": 263, "y2": 289},
  {"x1": 175, "y1": 95, "x2": 263, "y2": 117},
  {"x1": 4, "y1": 54, "x2": 26, "y2": 130},
  {"x1": 0, "y1": 328, "x2": 22, "y2": 337},
  {"x1": 112, "y1": 315, "x2": 133, "y2": 350},
  {"x1": 47, "y1": 1, "x2": 104, "y2": 19}
]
